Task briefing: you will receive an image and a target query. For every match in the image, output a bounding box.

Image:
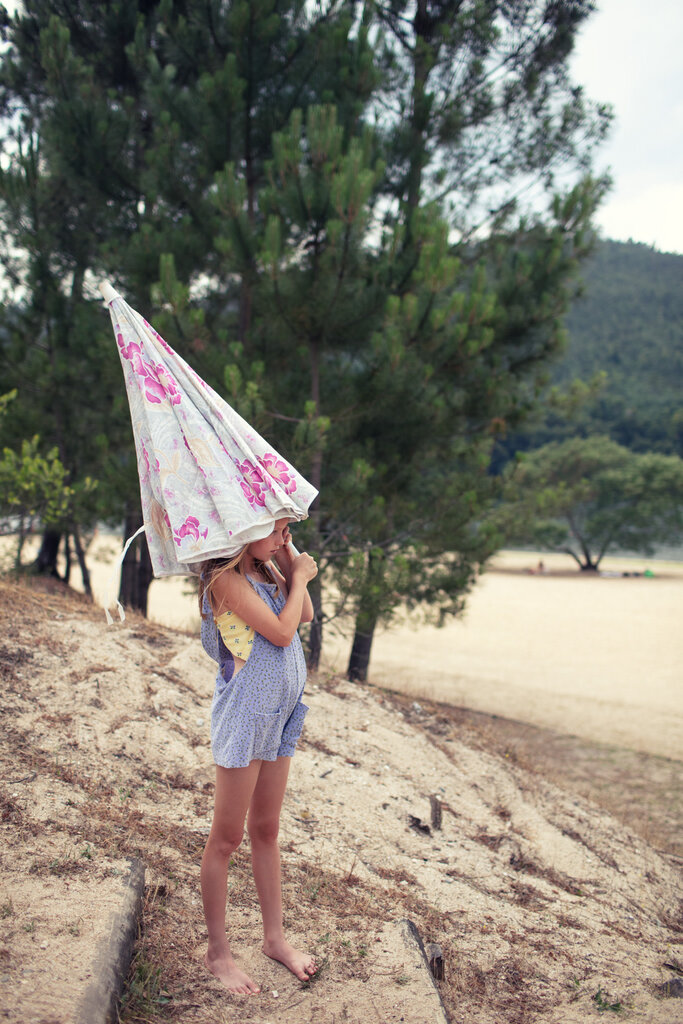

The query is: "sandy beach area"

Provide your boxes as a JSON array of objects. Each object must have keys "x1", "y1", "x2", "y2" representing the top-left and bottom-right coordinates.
[{"x1": 325, "y1": 551, "x2": 683, "y2": 761}]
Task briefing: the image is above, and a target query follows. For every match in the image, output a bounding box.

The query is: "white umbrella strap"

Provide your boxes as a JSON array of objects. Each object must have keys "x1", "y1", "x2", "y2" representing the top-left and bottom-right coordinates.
[{"x1": 103, "y1": 524, "x2": 146, "y2": 624}]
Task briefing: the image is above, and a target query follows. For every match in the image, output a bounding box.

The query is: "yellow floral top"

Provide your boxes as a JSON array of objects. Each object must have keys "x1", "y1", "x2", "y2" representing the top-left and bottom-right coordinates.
[{"x1": 214, "y1": 609, "x2": 255, "y2": 662}]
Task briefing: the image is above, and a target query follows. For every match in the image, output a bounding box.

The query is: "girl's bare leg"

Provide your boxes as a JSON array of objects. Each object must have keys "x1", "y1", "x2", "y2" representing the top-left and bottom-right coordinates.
[
  {"x1": 201, "y1": 761, "x2": 262, "y2": 994},
  {"x1": 247, "y1": 756, "x2": 317, "y2": 981}
]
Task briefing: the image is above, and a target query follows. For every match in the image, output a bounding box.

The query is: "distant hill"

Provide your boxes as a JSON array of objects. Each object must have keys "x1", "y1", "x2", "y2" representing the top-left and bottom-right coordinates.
[{"x1": 503, "y1": 239, "x2": 683, "y2": 459}]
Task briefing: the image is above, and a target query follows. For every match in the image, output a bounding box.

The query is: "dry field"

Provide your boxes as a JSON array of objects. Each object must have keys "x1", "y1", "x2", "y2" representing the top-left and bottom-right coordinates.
[{"x1": 324, "y1": 550, "x2": 683, "y2": 762}]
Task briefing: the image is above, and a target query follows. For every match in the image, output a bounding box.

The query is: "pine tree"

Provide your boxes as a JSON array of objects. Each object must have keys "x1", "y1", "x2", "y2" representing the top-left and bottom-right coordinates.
[
  {"x1": 0, "y1": 120, "x2": 121, "y2": 587},
  {"x1": 213, "y1": 103, "x2": 386, "y2": 664},
  {"x1": 340, "y1": 0, "x2": 611, "y2": 678}
]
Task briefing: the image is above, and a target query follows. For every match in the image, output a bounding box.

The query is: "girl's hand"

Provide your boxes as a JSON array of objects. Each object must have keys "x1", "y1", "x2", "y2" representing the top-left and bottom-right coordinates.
[
  {"x1": 292, "y1": 551, "x2": 318, "y2": 582},
  {"x1": 273, "y1": 527, "x2": 296, "y2": 571}
]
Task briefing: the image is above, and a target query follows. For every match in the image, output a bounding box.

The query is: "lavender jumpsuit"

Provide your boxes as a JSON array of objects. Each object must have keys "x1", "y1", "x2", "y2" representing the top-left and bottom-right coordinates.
[{"x1": 201, "y1": 577, "x2": 309, "y2": 768}]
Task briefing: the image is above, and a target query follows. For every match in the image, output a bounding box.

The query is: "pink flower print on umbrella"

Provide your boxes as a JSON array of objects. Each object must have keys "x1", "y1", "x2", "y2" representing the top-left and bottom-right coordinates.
[
  {"x1": 260, "y1": 453, "x2": 298, "y2": 495},
  {"x1": 237, "y1": 459, "x2": 267, "y2": 507},
  {"x1": 173, "y1": 515, "x2": 209, "y2": 547},
  {"x1": 117, "y1": 332, "x2": 181, "y2": 406},
  {"x1": 143, "y1": 362, "x2": 181, "y2": 405},
  {"x1": 139, "y1": 441, "x2": 160, "y2": 484},
  {"x1": 240, "y1": 480, "x2": 266, "y2": 507}
]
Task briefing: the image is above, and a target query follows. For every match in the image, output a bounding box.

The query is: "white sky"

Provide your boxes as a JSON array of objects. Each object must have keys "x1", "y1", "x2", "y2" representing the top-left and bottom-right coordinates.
[
  {"x1": 570, "y1": 0, "x2": 683, "y2": 254},
  {"x1": 2, "y1": 0, "x2": 681, "y2": 255}
]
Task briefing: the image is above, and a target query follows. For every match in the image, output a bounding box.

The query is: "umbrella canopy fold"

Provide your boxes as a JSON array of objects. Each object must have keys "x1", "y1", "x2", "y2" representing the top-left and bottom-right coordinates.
[{"x1": 101, "y1": 282, "x2": 317, "y2": 577}]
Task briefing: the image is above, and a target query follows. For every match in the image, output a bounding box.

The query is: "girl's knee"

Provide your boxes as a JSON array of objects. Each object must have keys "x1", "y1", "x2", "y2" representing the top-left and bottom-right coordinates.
[
  {"x1": 207, "y1": 826, "x2": 244, "y2": 859},
  {"x1": 247, "y1": 815, "x2": 279, "y2": 847}
]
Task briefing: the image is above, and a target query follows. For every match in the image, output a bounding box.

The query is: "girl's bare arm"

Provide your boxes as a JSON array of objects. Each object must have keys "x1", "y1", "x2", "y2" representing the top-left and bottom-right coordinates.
[{"x1": 211, "y1": 555, "x2": 317, "y2": 647}]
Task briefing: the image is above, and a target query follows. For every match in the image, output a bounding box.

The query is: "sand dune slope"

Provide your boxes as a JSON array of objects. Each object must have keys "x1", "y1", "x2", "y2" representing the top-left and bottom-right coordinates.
[{"x1": 0, "y1": 578, "x2": 681, "y2": 1024}]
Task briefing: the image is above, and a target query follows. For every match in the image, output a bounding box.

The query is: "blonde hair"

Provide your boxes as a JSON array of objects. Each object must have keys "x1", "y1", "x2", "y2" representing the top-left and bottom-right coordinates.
[
  {"x1": 198, "y1": 547, "x2": 248, "y2": 619},
  {"x1": 198, "y1": 546, "x2": 277, "y2": 618}
]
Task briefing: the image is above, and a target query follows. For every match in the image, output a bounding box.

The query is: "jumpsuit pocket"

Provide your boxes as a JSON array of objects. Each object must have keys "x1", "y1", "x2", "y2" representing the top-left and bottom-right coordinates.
[
  {"x1": 220, "y1": 650, "x2": 235, "y2": 684},
  {"x1": 278, "y1": 701, "x2": 309, "y2": 757},
  {"x1": 251, "y1": 709, "x2": 283, "y2": 760}
]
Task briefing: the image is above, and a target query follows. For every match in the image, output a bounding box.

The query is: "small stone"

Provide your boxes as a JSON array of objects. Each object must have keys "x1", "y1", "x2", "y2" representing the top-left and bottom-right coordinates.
[
  {"x1": 426, "y1": 942, "x2": 445, "y2": 981},
  {"x1": 271, "y1": 989, "x2": 279, "y2": 998},
  {"x1": 40, "y1": 941, "x2": 48, "y2": 949},
  {"x1": 656, "y1": 977, "x2": 683, "y2": 999}
]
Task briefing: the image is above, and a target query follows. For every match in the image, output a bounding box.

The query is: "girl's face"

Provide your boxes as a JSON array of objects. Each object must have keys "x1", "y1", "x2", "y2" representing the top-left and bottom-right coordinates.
[{"x1": 247, "y1": 518, "x2": 291, "y2": 562}]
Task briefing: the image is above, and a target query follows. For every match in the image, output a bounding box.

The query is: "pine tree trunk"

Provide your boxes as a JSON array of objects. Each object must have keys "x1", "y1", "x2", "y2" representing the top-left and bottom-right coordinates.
[
  {"x1": 347, "y1": 546, "x2": 384, "y2": 681},
  {"x1": 135, "y1": 536, "x2": 154, "y2": 613},
  {"x1": 118, "y1": 512, "x2": 153, "y2": 615},
  {"x1": 306, "y1": 575, "x2": 323, "y2": 671},
  {"x1": 31, "y1": 529, "x2": 62, "y2": 577},
  {"x1": 347, "y1": 612, "x2": 377, "y2": 682},
  {"x1": 63, "y1": 534, "x2": 72, "y2": 584},
  {"x1": 72, "y1": 527, "x2": 93, "y2": 599}
]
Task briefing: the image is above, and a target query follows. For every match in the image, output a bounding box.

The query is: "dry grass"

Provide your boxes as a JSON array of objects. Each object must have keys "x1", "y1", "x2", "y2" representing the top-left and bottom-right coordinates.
[{"x1": 114, "y1": 824, "x2": 460, "y2": 1022}]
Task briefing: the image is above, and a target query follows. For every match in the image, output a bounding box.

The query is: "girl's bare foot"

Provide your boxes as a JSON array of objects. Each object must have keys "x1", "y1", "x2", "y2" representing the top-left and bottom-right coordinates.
[
  {"x1": 262, "y1": 937, "x2": 317, "y2": 981},
  {"x1": 204, "y1": 949, "x2": 260, "y2": 995}
]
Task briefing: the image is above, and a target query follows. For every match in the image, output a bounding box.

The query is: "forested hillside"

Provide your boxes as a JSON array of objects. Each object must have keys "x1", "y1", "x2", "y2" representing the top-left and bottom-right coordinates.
[{"x1": 506, "y1": 240, "x2": 683, "y2": 458}]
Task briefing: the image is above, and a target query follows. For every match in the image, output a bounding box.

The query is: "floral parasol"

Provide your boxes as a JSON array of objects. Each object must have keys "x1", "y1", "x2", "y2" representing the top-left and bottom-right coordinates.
[{"x1": 101, "y1": 282, "x2": 317, "y2": 577}]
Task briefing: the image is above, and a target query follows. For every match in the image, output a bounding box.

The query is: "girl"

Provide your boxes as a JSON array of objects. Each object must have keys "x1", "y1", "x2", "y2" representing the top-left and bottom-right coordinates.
[{"x1": 198, "y1": 517, "x2": 318, "y2": 995}]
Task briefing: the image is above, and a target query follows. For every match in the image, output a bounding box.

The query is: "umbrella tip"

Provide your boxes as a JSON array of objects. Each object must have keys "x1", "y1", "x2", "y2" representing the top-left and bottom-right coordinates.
[{"x1": 99, "y1": 281, "x2": 120, "y2": 304}]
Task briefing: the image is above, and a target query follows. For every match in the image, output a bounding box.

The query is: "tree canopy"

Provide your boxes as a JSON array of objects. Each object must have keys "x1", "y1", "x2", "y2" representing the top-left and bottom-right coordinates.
[{"x1": 0, "y1": 0, "x2": 612, "y2": 669}]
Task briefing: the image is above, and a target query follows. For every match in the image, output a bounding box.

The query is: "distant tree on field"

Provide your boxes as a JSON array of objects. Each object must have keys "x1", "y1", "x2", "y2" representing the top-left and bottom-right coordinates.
[{"x1": 497, "y1": 436, "x2": 683, "y2": 570}]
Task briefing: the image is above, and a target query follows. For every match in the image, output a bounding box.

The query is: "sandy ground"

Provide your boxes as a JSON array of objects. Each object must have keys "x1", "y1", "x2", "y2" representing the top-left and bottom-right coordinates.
[
  {"x1": 0, "y1": 576, "x2": 682, "y2": 1024},
  {"x1": 325, "y1": 551, "x2": 683, "y2": 761}
]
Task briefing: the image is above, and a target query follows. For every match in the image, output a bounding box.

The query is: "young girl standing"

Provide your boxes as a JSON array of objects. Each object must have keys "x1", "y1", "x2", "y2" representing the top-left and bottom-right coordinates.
[{"x1": 199, "y1": 518, "x2": 318, "y2": 995}]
